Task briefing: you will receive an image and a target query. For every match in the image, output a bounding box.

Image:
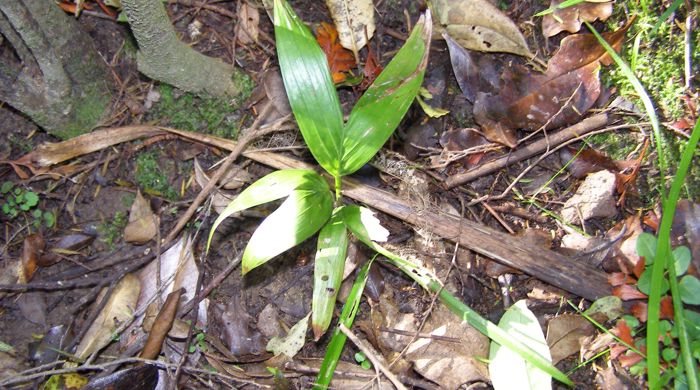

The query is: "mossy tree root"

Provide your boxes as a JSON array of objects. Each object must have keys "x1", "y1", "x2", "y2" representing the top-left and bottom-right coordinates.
[{"x1": 121, "y1": 0, "x2": 247, "y2": 97}]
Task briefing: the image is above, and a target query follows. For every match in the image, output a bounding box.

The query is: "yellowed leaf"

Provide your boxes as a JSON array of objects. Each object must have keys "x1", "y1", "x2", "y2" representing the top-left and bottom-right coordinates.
[{"x1": 75, "y1": 274, "x2": 141, "y2": 359}]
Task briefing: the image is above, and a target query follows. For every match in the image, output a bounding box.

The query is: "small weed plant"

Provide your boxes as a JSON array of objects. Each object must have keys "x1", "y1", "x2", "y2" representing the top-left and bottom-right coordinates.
[
  {"x1": 208, "y1": 0, "x2": 572, "y2": 387},
  {"x1": 1, "y1": 181, "x2": 55, "y2": 229},
  {"x1": 626, "y1": 233, "x2": 700, "y2": 388}
]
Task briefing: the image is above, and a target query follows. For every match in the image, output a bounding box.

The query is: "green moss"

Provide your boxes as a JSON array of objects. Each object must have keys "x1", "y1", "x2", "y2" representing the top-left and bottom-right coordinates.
[
  {"x1": 149, "y1": 83, "x2": 249, "y2": 139},
  {"x1": 605, "y1": 2, "x2": 697, "y2": 121},
  {"x1": 602, "y1": 2, "x2": 700, "y2": 200},
  {"x1": 134, "y1": 151, "x2": 179, "y2": 200},
  {"x1": 99, "y1": 211, "x2": 127, "y2": 249}
]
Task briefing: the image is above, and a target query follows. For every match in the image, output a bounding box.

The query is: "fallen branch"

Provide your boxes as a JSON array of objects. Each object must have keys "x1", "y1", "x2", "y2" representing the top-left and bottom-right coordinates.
[
  {"x1": 444, "y1": 113, "x2": 609, "y2": 188},
  {"x1": 11, "y1": 124, "x2": 611, "y2": 300}
]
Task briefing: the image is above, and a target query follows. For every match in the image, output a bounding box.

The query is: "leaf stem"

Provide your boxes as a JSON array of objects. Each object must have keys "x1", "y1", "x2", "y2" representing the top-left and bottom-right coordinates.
[{"x1": 334, "y1": 175, "x2": 342, "y2": 205}]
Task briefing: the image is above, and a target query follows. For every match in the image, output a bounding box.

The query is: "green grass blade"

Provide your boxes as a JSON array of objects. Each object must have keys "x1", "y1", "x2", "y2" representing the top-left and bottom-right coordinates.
[
  {"x1": 274, "y1": 0, "x2": 344, "y2": 176},
  {"x1": 339, "y1": 13, "x2": 432, "y2": 176},
  {"x1": 311, "y1": 209, "x2": 349, "y2": 340},
  {"x1": 207, "y1": 169, "x2": 328, "y2": 253},
  {"x1": 241, "y1": 187, "x2": 332, "y2": 274},
  {"x1": 650, "y1": 117, "x2": 700, "y2": 390},
  {"x1": 650, "y1": 0, "x2": 683, "y2": 36},
  {"x1": 585, "y1": 22, "x2": 667, "y2": 193},
  {"x1": 535, "y1": 0, "x2": 588, "y2": 17},
  {"x1": 314, "y1": 257, "x2": 375, "y2": 389}
]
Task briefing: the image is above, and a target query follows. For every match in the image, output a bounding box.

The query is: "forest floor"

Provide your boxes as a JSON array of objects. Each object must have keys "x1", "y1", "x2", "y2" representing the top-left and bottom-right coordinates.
[{"x1": 0, "y1": 0, "x2": 698, "y2": 389}]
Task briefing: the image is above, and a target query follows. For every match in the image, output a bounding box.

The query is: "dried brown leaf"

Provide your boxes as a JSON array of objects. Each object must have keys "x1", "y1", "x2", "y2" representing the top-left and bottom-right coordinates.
[
  {"x1": 546, "y1": 314, "x2": 596, "y2": 365},
  {"x1": 542, "y1": 0, "x2": 614, "y2": 38},
  {"x1": 124, "y1": 191, "x2": 157, "y2": 244},
  {"x1": 140, "y1": 288, "x2": 183, "y2": 359},
  {"x1": 236, "y1": 1, "x2": 260, "y2": 45},
  {"x1": 433, "y1": 0, "x2": 532, "y2": 57},
  {"x1": 324, "y1": 0, "x2": 375, "y2": 58},
  {"x1": 316, "y1": 22, "x2": 356, "y2": 84}
]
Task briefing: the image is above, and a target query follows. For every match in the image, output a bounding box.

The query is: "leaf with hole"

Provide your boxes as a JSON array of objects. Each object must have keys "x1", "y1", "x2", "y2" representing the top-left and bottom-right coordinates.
[
  {"x1": 431, "y1": 0, "x2": 532, "y2": 57},
  {"x1": 312, "y1": 209, "x2": 349, "y2": 340}
]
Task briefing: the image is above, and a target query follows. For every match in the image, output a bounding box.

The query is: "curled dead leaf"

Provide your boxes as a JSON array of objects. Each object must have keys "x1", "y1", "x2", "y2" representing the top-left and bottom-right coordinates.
[{"x1": 542, "y1": 0, "x2": 614, "y2": 38}]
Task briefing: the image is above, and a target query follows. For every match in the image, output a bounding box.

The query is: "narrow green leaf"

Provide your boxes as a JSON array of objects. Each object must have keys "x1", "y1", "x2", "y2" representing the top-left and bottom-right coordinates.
[
  {"x1": 315, "y1": 257, "x2": 375, "y2": 389},
  {"x1": 340, "y1": 13, "x2": 432, "y2": 176},
  {"x1": 274, "y1": 0, "x2": 344, "y2": 176},
  {"x1": 207, "y1": 169, "x2": 327, "y2": 253},
  {"x1": 339, "y1": 204, "x2": 572, "y2": 386},
  {"x1": 489, "y1": 300, "x2": 553, "y2": 390},
  {"x1": 242, "y1": 187, "x2": 332, "y2": 274},
  {"x1": 312, "y1": 209, "x2": 349, "y2": 340}
]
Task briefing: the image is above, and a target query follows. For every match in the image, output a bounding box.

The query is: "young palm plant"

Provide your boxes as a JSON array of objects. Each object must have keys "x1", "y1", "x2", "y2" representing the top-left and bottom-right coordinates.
[{"x1": 208, "y1": 0, "x2": 572, "y2": 386}]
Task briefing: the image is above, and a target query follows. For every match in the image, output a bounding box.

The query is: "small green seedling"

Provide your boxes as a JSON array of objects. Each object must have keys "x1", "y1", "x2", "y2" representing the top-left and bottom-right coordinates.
[
  {"x1": 188, "y1": 331, "x2": 206, "y2": 353},
  {"x1": 354, "y1": 351, "x2": 372, "y2": 370},
  {"x1": 1, "y1": 181, "x2": 54, "y2": 228},
  {"x1": 208, "y1": 0, "x2": 572, "y2": 387}
]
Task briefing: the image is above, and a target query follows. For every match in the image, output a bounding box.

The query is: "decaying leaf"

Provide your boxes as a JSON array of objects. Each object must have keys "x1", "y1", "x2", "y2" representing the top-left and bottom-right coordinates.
[
  {"x1": 0, "y1": 234, "x2": 44, "y2": 300},
  {"x1": 124, "y1": 191, "x2": 157, "y2": 244},
  {"x1": 405, "y1": 304, "x2": 490, "y2": 388},
  {"x1": 560, "y1": 146, "x2": 618, "y2": 179},
  {"x1": 137, "y1": 235, "x2": 207, "y2": 327},
  {"x1": 266, "y1": 313, "x2": 310, "y2": 358},
  {"x1": 542, "y1": 0, "x2": 614, "y2": 38},
  {"x1": 75, "y1": 274, "x2": 141, "y2": 359},
  {"x1": 432, "y1": 0, "x2": 532, "y2": 57},
  {"x1": 439, "y1": 128, "x2": 490, "y2": 167},
  {"x1": 447, "y1": 23, "x2": 629, "y2": 147},
  {"x1": 360, "y1": 47, "x2": 382, "y2": 90},
  {"x1": 211, "y1": 296, "x2": 266, "y2": 357},
  {"x1": 193, "y1": 158, "x2": 240, "y2": 215},
  {"x1": 316, "y1": 22, "x2": 357, "y2": 84},
  {"x1": 324, "y1": 0, "x2": 375, "y2": 59},
  {"x1": 140, "y1": 288, "x2": 183, "y2": 359},
  {"x1": 546, "y1": 314, "x2": 595, "y2": 365},
  {"x1": 236, "y1": 1, "x2": 260, "y2": 45}
]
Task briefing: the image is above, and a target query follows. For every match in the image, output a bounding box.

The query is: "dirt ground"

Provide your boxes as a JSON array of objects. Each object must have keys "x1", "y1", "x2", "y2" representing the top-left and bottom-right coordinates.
[{"x1": 1, "y1": 0, "x2": 697, "y2": 389}]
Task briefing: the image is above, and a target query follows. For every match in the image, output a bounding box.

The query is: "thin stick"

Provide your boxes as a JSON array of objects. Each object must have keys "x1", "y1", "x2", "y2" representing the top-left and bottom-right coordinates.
[
  {"x1": 338, "y1": 324, "x2": 407, "y2": 390},
  {"x1": 164, "y1": 104, "x2": 276, "y2": 243},
  {"x1": 444, "y1": 113, "x2": 609, "y2": 188}
]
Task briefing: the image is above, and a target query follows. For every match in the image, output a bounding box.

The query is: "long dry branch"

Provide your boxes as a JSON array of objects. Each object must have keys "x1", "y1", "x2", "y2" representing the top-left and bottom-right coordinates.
[{"x1": 10, "y1": 123, "x2": 611, "y2": 300}]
